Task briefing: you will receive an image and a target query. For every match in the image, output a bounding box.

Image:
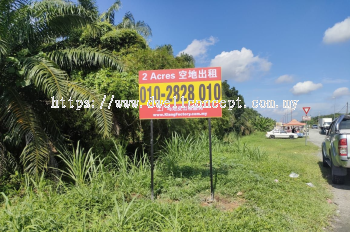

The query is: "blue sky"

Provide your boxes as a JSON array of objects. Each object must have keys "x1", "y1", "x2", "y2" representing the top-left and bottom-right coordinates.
[{"x1": 96, "y1": 0, "x2": 350, "y2": 122}]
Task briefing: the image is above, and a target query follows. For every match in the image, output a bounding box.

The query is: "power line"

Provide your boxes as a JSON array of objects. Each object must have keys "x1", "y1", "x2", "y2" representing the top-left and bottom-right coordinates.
[{"x1": 337, "y1": 105, "x2": 346, "y2": 114}]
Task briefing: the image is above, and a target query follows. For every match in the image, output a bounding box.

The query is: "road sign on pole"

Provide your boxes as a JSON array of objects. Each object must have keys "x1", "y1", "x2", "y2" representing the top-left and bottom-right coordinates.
[
  {"x1": 303, "y1": 107, "x2": 310, "y2": 115},
  {"x1": 302, "y1": 116, "x2": 311, "y2": 121}
]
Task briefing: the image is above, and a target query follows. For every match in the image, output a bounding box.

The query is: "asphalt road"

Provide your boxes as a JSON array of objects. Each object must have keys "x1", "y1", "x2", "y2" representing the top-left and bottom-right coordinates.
[{"x1": 307, "y1": 129, "x2": 350, "y2": 232}]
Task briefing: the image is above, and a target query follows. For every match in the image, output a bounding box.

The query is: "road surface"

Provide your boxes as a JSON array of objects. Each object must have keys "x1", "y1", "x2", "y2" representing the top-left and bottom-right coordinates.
[{"x1": 307, "y1": 128, "x2": 350, "y2": 232}]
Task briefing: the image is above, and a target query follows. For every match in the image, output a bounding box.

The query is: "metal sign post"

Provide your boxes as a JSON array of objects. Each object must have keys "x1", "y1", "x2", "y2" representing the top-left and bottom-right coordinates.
[
  {"x1": 150, "y1": 119, "x2": 154, "y2": 200},
  {"x1": 302, "y1": 107, "x2": 311, "y2": 146},
  {"x1": 208, "y1": 118, "x2": 214, "y2": 201},
  {"x1": 305, "y1": 121, "x2": 307, "y2": 145},
  {"x1": 138, "y1": 67, "x2": 222, "y2": 201}
]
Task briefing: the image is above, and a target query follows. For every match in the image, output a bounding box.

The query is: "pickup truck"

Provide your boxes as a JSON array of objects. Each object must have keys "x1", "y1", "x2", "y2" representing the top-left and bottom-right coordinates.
[{"x1": 322, "y1": 115, "x2": 350, "y2": 184}]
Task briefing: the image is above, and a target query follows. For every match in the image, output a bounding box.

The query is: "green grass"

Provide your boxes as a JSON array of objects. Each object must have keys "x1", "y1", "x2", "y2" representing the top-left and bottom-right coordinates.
[{"x1": 0, "y1": 132, "x2": 335, "y2": 231}]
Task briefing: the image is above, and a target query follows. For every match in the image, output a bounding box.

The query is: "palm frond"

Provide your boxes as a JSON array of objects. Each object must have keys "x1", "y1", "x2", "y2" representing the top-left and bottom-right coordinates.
[
  {"x1": 34, "y1": 101, "x2": 68, "y2": 155},
  {"x1": 80, "y1": 23, "x2": 103, "y2": 40},
  {"x1": 29, "y1": 0, "x2": 97, "y2": 41},
  {"x1": 135, "y1": 21, "x2": 152, "y2": 37},
  {"x1": 0, "y1": 0, "x2": 28, "y2": 12},
  {"x1": 77, "y1": 0, "x2": 97, "y2": 12},
  {"x1": 0, "y1": 142, "x2": 6, "y2": 177},
  {"x1": 22, "y1": 56, "x2": 68, "y2": 100},
  {"x1": 116, "y1": 11, "x2": 134, "y2": 30},
  {"x1": 65, "y1": 81, "x2": 113, "y2": 138},
  {"x1": 0, "y1": 38, "x2": 8, "y2": 58},
  {"x1": 100, "y1": 0, "x2": 121, "y2": 25},
  {"x1": 116, "y1": 11, "x2": 152, "y2": 38},
  {"x1": 0, "y1": 0, "x2": 97, "y2": 51},
  {"x1": 0, "y1": 0, "x2": 30, "y2": 45},
  {"x1": 0, "y1": 89, "x2": 50, "y2": 175},
  {"x1": 0, "y1": 143, "x2": 19, "y2": 177},
  {"x1": 122, "y1": 11, "x2": 135, "y2": 26},
  {"x1": 47, "y1": 46, "x2": 123, "y2": 71}
]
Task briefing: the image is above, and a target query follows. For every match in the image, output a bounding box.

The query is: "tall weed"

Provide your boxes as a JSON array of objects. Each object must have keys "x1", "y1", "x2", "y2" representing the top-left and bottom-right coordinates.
[
  {"x1": 160, "y1": 132, "x2": 223, "y2": 175},
  {"x1": 57, "y1": 141, "x2": 102, "y2": 186},
  {"x1": 229, "y1": 135, "x2": 268, "y2": 160}
]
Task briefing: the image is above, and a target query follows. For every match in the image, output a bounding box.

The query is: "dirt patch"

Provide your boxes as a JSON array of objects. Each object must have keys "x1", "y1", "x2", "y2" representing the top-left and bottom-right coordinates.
[{"x1": 200, "y1": 194, "x2": 245, "y2": 212}]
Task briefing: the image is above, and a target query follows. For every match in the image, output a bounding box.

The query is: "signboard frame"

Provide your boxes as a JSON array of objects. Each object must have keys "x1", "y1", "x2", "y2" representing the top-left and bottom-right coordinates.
[
  {"x1": 139, "y1": 67, "x2": 222, "y2": 120},
  {"x1": 139, "y1": 67, "x2": 222, "y2": 201}
]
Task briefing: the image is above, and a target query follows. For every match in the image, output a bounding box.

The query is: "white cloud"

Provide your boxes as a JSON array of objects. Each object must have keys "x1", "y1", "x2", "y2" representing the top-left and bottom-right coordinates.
[
  {"x1": 332, "y1": 87, "x2": 350, "y2": 98},
  {"x1": 209, "y1": 47, "x2": 272, "y2": 82},
  {"x1": 270, "y1": 108, "x2": 296, "y2": 115},
  {"x1": 275, "y1": 75, "x2": 294, "y2": 84},
  {"x1": 323, "y1": 78, "x2": 349, "y2": 84},
  {"x1": 290, "y1": 81, "x2": 322, "y2": 95},
  {"x1": 323, "y1": 17, "x2": 350, "y2": 44},
  {"x1": 177, "y1": 36, "x2": 217, "y2": 60}
]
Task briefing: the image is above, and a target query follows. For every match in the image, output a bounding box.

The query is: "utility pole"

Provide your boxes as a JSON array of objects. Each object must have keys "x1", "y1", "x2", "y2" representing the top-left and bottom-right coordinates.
[{"x1": 347, "y1": 102, "x2": 348, "y2": 115}]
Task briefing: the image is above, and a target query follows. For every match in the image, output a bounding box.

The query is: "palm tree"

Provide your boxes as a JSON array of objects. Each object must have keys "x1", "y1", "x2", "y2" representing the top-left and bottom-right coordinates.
[
  {"x1": 99, "y1": 0, "x2": 121, "y2": 25},
  {"x1": 252, "y1": 116, "x2": 275, "y2": 132},
  {"x1": 116, "y1": 11, "x2": 152, "y2": 38},
  {"x1": 0, "y1": 0, "x2": 122, "y2": 175}
]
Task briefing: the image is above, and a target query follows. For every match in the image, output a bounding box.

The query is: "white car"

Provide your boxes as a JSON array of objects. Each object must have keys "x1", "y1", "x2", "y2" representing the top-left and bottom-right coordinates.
[{"x1": 266, "y1": 129, "x2": 298, "y2": 139}]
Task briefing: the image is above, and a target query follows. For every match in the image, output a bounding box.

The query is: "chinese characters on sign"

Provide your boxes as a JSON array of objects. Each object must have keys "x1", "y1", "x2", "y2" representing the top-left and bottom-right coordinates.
[{"x1": 139, "y1": 67, "x2": 222, "y2": 119}]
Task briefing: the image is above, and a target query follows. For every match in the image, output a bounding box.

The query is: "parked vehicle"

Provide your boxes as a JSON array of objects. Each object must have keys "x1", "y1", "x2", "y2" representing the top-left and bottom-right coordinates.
[
  {"x1": 266, "y1": 129, "x2": 298, "y2": 139},
  {"x1": 318, "y1": 118, "x2": 332, "y2": 134},
  {"x1": 297, "y1": 132, "x2": 304, "y2": 138},
  {"x1": 312, "y1": 124, "x2": 318, "y2": 129},
  {"x1": 322, "y1": 115, "x2": 350, "y2": 184}
]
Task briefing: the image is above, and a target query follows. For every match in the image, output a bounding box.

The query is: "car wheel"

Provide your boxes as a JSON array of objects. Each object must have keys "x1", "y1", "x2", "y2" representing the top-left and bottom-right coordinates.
[
  {"x1": 289, "y1": 135, "x2": 294, "y2": 139},
  {"x1": 322, "y1": 146, "x2": 328, "y2": 167},
  {"x1": 331, "y1": 160, "x2": 345, "y2": 185},
  {"x1": 270, "y1": 135, "x2": 275, "y2": 139}
]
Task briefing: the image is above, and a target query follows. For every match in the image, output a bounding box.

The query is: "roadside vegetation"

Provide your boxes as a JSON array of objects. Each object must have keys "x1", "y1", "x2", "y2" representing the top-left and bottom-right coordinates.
[
  {"x1": 0, "y1": 132, "x2": 334, "y2": 231},
  {"x1": 0, "y1": 0, "x2": 335, "y2": 231}
]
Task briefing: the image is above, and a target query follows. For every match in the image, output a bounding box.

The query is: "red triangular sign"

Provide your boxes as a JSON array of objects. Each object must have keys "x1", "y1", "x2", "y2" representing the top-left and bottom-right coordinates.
[{"x1": 303, "y1": 107, "x2": 310, "y2": 115}]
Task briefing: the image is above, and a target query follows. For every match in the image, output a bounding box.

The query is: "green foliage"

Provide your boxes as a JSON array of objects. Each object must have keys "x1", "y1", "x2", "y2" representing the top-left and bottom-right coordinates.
[
  {"x1": 74, "y1": 69, "x2": 140, "y2": 142},
  {"x1": 80, "y1": 21, "x2": 115, "y2": 47},
  {"x1": 0, "y1": 0, "x2": 121, "y2": 175},
  {"x1": 0, "y1": 132, "x2": 335, "y2": 231},
  {"x1": 121, "y1": 46, "x2": 195, "y2": 75},
  {"x1": 252, "y1": 116, "x2": 276, "y2": 132},
  {"x1": 100, "y1": 0, "x2": 121, "y2": 25},
  {"x1": 100, "y1": 29, "x2": 147, "y2": 51},
  {"x1": 57, "y1": 141, "x2": 102, "y2": 186},
  {"x1": 116, "y1": 11, "x2": 152, "y2": 38},
  {"x1": 159, "y1": 132, "x2": 222, "y2": 176}
]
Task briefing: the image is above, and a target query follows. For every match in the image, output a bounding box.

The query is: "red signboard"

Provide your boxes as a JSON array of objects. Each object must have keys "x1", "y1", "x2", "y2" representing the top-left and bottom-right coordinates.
[
  {"x1": 139, "y1": 67, "x2": 222, "y2": 119},
  {"x1": 303, "y1": 107, "x2": 310, "y2": 115}
]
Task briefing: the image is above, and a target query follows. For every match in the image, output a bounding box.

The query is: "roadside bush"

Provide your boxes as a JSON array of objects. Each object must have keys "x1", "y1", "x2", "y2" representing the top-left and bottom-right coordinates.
[{"x1": 100, "y1": 29, "x2": 147, "y2": 52}]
